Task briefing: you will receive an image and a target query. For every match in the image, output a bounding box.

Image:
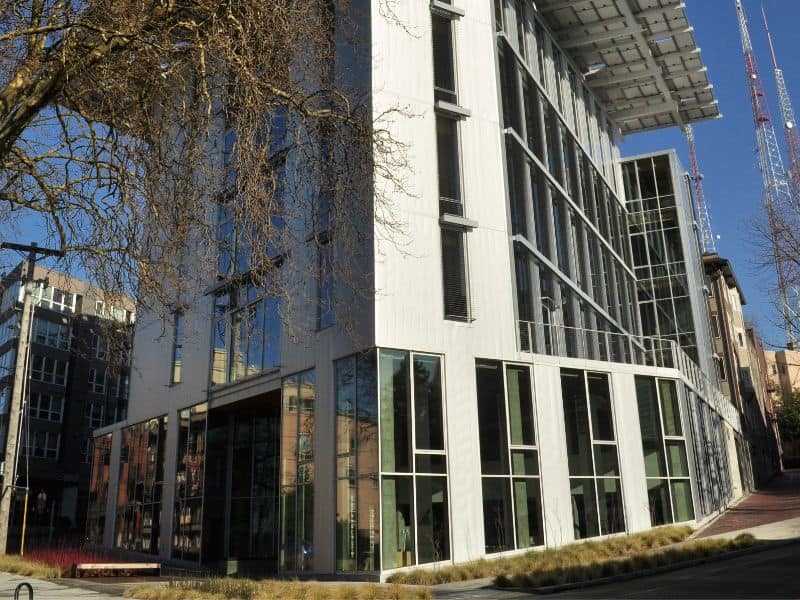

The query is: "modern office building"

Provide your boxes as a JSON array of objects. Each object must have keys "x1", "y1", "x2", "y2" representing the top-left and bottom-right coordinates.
[
  {"x1": 89, "y1": 0, "x2": 743, "y2": 578},
  {"x1": 703, "y1": 253, "x2": 781, "y2": 488},
  {"x1": 0, "y1": 264, "x2": 133, "y2": 547}
]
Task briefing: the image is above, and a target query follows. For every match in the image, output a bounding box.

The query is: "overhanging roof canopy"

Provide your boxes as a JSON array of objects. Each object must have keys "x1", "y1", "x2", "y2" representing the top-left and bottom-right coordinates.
[{"x1": 536, "y1": 0, "x2": 720, "y2": 135}]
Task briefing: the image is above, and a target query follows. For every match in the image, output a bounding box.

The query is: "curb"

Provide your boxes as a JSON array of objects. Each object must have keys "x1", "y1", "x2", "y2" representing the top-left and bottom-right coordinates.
[{"x1": 496, "y1": 538, "x2": 800, "y2": 595}]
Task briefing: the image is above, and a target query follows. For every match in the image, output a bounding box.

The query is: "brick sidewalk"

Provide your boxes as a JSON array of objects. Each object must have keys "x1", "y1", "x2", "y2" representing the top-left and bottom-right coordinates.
[{"x1": 696, "y1": 470, "x2": 800, "y2": 538}]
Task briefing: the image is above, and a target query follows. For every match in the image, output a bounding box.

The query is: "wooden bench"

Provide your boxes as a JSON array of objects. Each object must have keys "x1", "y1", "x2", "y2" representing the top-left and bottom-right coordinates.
[{"x1": 73, "y1": 562, "x2": 161, "y2": 577}]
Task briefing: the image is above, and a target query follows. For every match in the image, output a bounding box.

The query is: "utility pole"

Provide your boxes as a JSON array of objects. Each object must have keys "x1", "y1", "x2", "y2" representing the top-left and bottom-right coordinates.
[{"x1": 0, "y1": 242, "x2": 64, "y2": 554}]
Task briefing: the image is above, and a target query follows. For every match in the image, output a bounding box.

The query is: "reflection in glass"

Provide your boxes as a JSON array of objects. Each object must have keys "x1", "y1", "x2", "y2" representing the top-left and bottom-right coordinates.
[
  {"x1": 513, "y1": 478, "x2": 544, "y2": 548},
  {"x1": 477, "y1": 361, "x2": 509, "y2": 475},
  {"x1": 380, "y1": 350, "x2": 412, "y2": 473},
  {"x1": 659, "y1": 379, "x2": 682, "y2": 436},
  {"x1": 562, "y1": 370, "x2": 593, "y2": 476},
  {"x1": 570, "y1": 479, "x2": 599, "y2": 540},
  {"x1": 647, "y1": 479, "x2": 672, "y2": 526},
  {"x1": 382, "y1": 476, "x2": 415, "y2": 569},
  {"x1": 482, "y1": 479, "x2": 513, "y2": 553},
  {"x1": 506, "y1": 365, "x2": 535, "y2": 446},
  {"x1": 413, "y1": 355, "x2": 444, "y2": 450},
  {"x1": 416, "y1": 477, "x2": 450, "y2": 564},
  {"x1": 670, "y1": 480, "x2": 694, "y2": 522},
  {"x1": 666, "y1": 441, "x2": 689, "y2": 477},
  {"x1": 593, "y1": 445, "x2": 619, "y2": 477},
  {"x1": 588, "y1": 373, "x2": 614, "y2": 441},
  {"x1": 597, "y1": 478, "x2": 625, "y2": 534}
]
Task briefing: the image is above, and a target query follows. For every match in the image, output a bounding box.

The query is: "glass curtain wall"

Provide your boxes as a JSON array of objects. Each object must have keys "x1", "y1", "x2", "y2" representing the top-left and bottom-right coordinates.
[
  {"x1": 379, "y1": 350, "x2": 450, "y2": 570},
  {"x1": 86, "y1": 433, "x2": 112, "y2": 545},
  {"x1": 560, "y1": 369, "x2": 625, "y2": 539},
  {"x1": 622, "y1": 155, "x2": 697, "y2": 361},
  {"x1": 114, "y1": 416, "x2": 168, "y2": 554},
  {"x1": 476, "y1": 360, "x2": 544, "y2": 554},
  {"x1": 172, "y1": 403, "x2": 207, "y2": 561},
  {"x1": 335, "y1": 352, "x2": 379, "y2": 572},
  {"x1": 635, "y1": 377, "x2": 694, "y2": 525},
  {"x1": 280, "y1": 370, "x2": 315, "y2": 572},
  {"x1": 496, "y1": 0, "x2": 638, "y2": 363}
]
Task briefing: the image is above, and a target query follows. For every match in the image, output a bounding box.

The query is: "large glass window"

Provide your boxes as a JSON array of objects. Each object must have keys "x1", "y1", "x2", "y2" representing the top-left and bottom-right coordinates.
[
  {"x1": 335, "y1": 352, "x2": 379, "y2": 572},
  {"x1": 280, "y1": 370, "x2": 315, "y2": 572},
  {"x1": 379, "y1": 349, "x2": 449, "y2": 570},
  {"x1": 561, "y1": 369, "x2": 625, "y2": 540},
  {"x1": 115, "y1": 416, "x2": 168, "y2": 554},
  {"x1": 635, "y1": 377, "x2": 694, "y2": 525},
  {"x1": 476, "y1": 360, "x2": 544, "y2": 554},
  {"x1": 86, "y1": 433, "x2": 112, "y2": 545},
  {"x1": 211, "y1": 284, "x2": 280, "y2": 385},
  {"x1": 172, "y1": 403, "x2": 207, "y2": 561}
]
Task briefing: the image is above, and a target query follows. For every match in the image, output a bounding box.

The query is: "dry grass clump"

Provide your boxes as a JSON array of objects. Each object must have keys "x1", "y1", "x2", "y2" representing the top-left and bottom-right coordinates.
[
  {"x1": 496, "y1": 533, "x2": 757, "y2": 589},
  {"x1": 387, "y1": 525, "x2": 693, "y2": 586},
  {"x1": 125, "y1": 579, "x2": 431, "y2": 600},
  {"x1": 0, "y1": 555, "x2": 62, "y2": 579}
]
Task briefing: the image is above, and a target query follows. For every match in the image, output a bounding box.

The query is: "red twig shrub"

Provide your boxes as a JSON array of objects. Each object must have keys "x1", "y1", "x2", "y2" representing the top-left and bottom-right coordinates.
[{"x1": 24, "y1": 545, "x2": 113, "y2": 576}]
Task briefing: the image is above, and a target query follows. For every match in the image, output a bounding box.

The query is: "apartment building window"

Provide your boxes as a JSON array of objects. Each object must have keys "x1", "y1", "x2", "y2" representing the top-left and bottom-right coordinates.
[
  {"x1": 86, "y1": 402, "x2": 105, "y2": 428},
  {"x1": 379, "y1": 349, "x2": 450, "y2": 569},
  {"x1": 88, "y1": 368, "x2": 106, "y2": 394},
  {"x1": 31, "y1": 355, "x2": 67, "y2": 385},
  {"x1": 81, "y1": 438, "x2": 94, "y2": 463},
  {"x1": 335, "y1": 352, "x2": 378, "y2": 571},
  {"x1": 24, "y1": 431, "x2": 61, "y2": 460},
  {"x1": 91, "y1": 333, "x2": 107, "y2": 359},
  {"x1": 710, "y1": 314, "x2": 720, "y2": 339},
  {"x1": 635, "y1": 377, "x2": 694, "y2": 524},
  {"x1": 32, "y1": 285, "x2": 77, "y2": 314},
  {"x1": 737, "y1": 332, "x2": 745, "y2": 348},
  {"x1": 95, "y1": 301, "x2": 132, "y2": 323},
  {"x1": 476, "y1": 360, "x2": 544, "y2": 554},
  {"x1": 32, "y1": 318, "x2": 70, "y2": 350},
  {"x1": 30, "y1": 392, "x2": 63, "y2": 422},
  {"x1": 171, "y1": 311, "x2": 185, "y2": 384},
  {"x1": 432, "y1": 6, "x2": 471, "y2": 322},
  {"x1": 561, "y1": 369, "x2": 625, "y2": 540}
]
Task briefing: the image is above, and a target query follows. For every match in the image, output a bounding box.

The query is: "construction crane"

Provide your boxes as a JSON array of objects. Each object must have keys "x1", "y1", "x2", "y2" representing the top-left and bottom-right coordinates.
[
  {"x1": 735, "y1": 0, "x2": 797, "y2": 349},
  {"x1": 683, "y1": 124, "x2": 716, "y2": 254},
  {"x1": 762, "y1": 6, "x2": 800, "y2": 193}
]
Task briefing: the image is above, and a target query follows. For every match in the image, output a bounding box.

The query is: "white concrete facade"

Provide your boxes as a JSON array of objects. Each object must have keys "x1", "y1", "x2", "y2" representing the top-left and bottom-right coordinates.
[{"x1": 89, "y1": 0, "x2": 743, "y2": 580}]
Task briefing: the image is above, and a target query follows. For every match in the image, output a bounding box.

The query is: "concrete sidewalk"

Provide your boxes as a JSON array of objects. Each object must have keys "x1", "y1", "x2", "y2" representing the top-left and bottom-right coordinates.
[{"x1": 0, "y1": 572, "x2": 126, "y2": 599}]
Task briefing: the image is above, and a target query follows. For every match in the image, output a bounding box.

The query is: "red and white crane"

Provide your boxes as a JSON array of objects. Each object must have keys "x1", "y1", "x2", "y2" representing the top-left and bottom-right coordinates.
[
  {"x1": 762, "y1": 5, "x2": 800, "y2": 193},
  {"x1": 735, "y1": 0, "x2": 797, "y2": 348}
]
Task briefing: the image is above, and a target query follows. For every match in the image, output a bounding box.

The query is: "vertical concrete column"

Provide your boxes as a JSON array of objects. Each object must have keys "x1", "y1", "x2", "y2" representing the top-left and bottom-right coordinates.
[
  {"x1": 103, "y1": 427, "x2": 122, "y2": 549},
  {"x1": 159, "y1": 410, "x2": 180, "y2": 559},
  {"x1": 314, "y1": 353, "x2": 335, "y2": 573},
  {"x1": 445, "y1": 348, "x2": 485, "y2": 563},
  {"x1": 533, "y1": 363, "x2": 572, "y2": 547},
  {"x1": 610, "y1": 372, "x2": 650, "y2": 533}
]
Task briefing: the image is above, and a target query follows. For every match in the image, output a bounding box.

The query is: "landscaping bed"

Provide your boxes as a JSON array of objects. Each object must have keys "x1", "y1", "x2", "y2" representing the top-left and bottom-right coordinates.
[
  {"x1": 125, "y1": 579, "x2": 431, "y2": 600},
  {"x1": 387, "y1": 525, "x2": 695, "y2": 586},
  {"x1": 0, "y1": 546, "x2": 120, "y2": 579}
]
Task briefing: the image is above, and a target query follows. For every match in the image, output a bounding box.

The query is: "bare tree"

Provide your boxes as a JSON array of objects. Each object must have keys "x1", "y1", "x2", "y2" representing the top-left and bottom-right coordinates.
[
  {"x1": 751, "y1": 195, "x2": 800, "y2": 347},
  {"x1": 0, "y1": 0, "x2": 411, "y2": 341}
]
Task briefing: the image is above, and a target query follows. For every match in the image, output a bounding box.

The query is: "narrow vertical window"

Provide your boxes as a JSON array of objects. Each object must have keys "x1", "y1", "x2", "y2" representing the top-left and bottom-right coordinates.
[
  {"x1": 318, "y1": 237, "x2": 334, "y2": 329},
  {"x1": 171, "y1": 311, "x2": 184, "y2": 384},
  {"x1": 441, "y1": 229, "x2": 469, "y2": 321}
]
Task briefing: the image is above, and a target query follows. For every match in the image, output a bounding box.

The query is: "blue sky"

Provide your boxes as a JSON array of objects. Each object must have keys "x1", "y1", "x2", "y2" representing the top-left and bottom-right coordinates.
[{"x1": 621, "y1": 0, "x2": 800, "y2": 349}]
